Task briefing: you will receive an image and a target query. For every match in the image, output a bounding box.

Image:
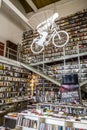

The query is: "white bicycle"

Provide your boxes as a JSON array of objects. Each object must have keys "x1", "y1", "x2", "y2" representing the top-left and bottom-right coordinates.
[{"x1": 31, "y1": 15, "x2": 69, "y2": 54}]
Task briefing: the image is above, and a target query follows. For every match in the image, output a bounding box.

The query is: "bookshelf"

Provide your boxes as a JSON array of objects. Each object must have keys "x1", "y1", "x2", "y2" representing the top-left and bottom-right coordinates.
[
  {"x1": 21, "y1": 9, "x2": 87, "y2": 65},
  {"x1": 0, "y1": 61, "x2": 33, "y2": 124},
  {"x1": 20, "y1": 9, "x2": 87, "y2": 97},
  {"x1": 17, "y1": 113, "x2": 39, "y2": 130},
  {"x1": 22, "y1": 10, "x2": 87, "y2": 63}
]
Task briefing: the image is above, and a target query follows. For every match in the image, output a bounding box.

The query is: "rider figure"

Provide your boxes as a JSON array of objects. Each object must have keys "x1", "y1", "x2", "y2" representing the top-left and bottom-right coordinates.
[{"x1": 35, "y1": 27, "x2": 48, "y2": 46}]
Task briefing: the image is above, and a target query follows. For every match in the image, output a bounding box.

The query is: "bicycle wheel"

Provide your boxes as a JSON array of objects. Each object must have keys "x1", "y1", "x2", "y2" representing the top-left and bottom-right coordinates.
[
  {"x1": 52, "y1": 30, "x2": 69, "y2": 47},
  {"x1": 31, "y1": 40, "x2": 44, "y2": 54}
]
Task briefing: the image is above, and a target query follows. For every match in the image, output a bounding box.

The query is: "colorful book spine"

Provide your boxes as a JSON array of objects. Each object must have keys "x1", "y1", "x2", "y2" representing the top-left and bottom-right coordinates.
[{"x1": 39, "y1": 124, "x2": 63, "y2": 130}]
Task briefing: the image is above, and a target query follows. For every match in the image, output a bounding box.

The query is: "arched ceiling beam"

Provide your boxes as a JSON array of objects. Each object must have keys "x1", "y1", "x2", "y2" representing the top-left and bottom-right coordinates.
[
  {"x1": 0, "y1": 0, "x2": 2, "y2": 8},
  {"x1": 2, "y1": 0, "x2": 34, "y2": 29},
  {"x1": 25, "y1": 0, "x2": 38, "y2": 13}
]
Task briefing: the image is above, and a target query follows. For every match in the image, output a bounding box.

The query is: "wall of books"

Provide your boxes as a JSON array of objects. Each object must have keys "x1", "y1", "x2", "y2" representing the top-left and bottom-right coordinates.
[
  {"x1": 21, "y1": 9, "x2": 87, "y2": 65},
  {"x1": 21, "y1": 9, "x2": 87, "y2": 81},
  {"x1": 0, "y1": 62, "x2": 32, "y2": 116},
  {"x1": 21, "y1": 9, "x2": 87, "y2": 97}
]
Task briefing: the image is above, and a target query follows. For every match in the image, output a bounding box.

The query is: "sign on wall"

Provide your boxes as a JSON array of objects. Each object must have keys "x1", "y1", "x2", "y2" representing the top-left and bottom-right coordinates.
[{"x1": 60, "y1": 74, "x2": 81, "y2": 104}]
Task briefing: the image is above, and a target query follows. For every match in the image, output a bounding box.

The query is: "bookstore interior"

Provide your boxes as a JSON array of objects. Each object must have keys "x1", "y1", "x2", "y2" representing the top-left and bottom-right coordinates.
[{"x1": 0, "y1": 0, "x2": 87, "y2": 130}]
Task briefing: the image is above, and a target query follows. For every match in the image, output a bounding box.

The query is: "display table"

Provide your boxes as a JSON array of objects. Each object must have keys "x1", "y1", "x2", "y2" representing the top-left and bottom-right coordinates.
[{"x1": 16, "y1": 111, "x2": 87, "y2": 130}]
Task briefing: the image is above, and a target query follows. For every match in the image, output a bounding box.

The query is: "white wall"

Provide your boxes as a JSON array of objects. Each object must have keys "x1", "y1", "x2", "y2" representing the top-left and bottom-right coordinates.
[
  {"x1": 54, "y1": 0, "x2": 87, "y2": 18},
  {"x1": 10, "y1": 0, "x2": 26, "y2": 15},
  {"x1": 0, "y1": 4, "x2": 25, "y2": 44}
]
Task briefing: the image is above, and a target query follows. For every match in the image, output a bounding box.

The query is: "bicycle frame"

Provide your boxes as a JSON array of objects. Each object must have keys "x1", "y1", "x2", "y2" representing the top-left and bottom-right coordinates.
[
  {"x1": 35, "y1": 26, "x2": 58, "y2": 47},
  {"x1": 45, "y1": 27, "x2": 59, "y2": 46}
]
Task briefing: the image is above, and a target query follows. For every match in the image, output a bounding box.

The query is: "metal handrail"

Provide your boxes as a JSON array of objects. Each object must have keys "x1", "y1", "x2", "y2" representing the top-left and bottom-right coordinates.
[
  {"x1": 35, "y1": 65, "x2": 54, "y2": 75},
  {"x1": 33, "y1": 64, "x2": 62, "y2": 81}
]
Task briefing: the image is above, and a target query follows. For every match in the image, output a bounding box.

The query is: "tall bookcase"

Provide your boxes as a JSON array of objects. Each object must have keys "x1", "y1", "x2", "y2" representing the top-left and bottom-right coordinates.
[
  {"x1": 21, "y1": 9, "x2": 87, "y2": 98},
  {"x1": 21, "y1": 9, "x2": 87, "y2": 64},
  {"x1": 0, "y1": 61, "x2": 33, "y2": 125}
]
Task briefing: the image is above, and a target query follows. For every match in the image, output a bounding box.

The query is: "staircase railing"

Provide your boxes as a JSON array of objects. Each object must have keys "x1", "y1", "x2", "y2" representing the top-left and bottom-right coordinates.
[
  {"x1": 34, "y1": 64, "x2": 62, "y2": 81},
  {"x1": 21, "y1": 63, "x2": 61, "y2": 86},
  {"x1": 30, "y1": 63, "x2": 87, "y2": 84}
]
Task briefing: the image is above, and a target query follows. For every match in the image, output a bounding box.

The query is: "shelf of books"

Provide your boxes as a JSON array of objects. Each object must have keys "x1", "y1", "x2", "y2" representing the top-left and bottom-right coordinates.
[
  {"x1": 17, "y1": 113, "x2": 39, "y2": 130},
  {"x1": 0, "y1": 61, "x2": 33, "y2": 120},
  {"x1": 20, "y1": 9, "x2": 87, "y2": 94},
  {"x1": 21, "y1": 9, "x2": 87, "y2": 65}
]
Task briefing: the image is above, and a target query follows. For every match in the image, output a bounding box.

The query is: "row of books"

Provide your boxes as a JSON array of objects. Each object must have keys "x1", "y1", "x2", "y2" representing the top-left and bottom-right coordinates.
[
  {"x1": 39, "y1": 123, "x2": 83, "y2": 130},
  {"x1": 39, "y1": 123, "x2": 63, "y2": 130},
  {"x1": 0, "y1": 64, "x2": 28, "y2": 74},
  {"x1": 17, "y1": 116, "x2": 38, "y2": 129}
]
